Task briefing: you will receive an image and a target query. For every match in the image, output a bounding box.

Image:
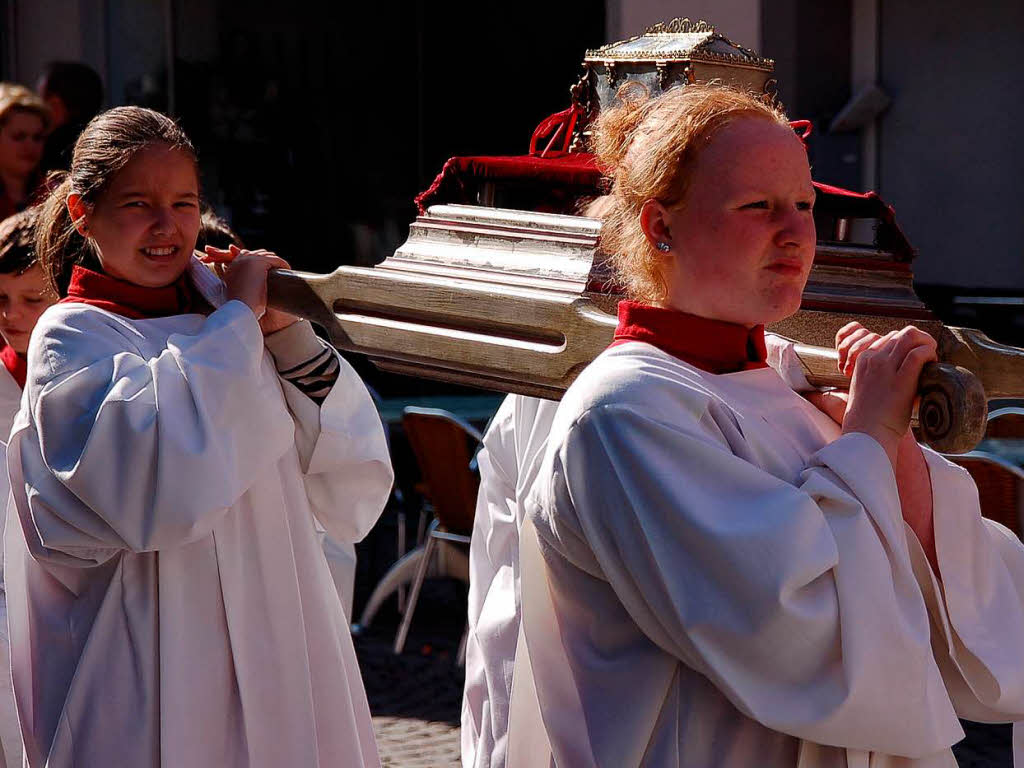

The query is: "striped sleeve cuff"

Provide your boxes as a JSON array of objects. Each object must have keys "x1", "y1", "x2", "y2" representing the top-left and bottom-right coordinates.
[{"x1": 264, "y1": 320, "x2": 341, "y2": 405}]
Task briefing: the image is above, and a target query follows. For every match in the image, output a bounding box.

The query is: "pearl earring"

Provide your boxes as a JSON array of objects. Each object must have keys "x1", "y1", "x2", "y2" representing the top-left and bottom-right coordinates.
[{"x1": 656, "y1": 242, "x2": 671, "y2": 252}]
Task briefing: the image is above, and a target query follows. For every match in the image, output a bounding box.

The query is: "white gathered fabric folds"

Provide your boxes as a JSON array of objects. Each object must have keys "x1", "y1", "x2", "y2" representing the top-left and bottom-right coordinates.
[
  {"x1": 463, "y1": 335, "x2": 806, "y2": 768},
  {"x1": 4, "y1": 299, "x2": 393, "y2": 767},
  {"x1": 506, "y1": 341, "x2": 1024, "y2": 768},
  {"x1": 0, "y1": 365, "x2": 23, "y2": 768},
  {"x1": 462, "y1": 394, "x2": 559, "y2": 768}
]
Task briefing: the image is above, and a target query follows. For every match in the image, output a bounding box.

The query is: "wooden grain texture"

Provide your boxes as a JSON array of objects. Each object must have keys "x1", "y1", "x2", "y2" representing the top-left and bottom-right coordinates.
[
  {"x1": 267, "y1": 267, "x2": 994, "y2": 452},
  {"x1": 265, "y1": 204, "x2": 1024, "y2": 454},
  {"x1": 267, "y1": 266, "x2": 616, "y2": 396}
]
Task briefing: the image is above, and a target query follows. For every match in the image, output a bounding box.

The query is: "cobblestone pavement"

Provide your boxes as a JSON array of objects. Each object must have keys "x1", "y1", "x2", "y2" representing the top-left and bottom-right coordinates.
[
  {"x1": 354, "y1": 580, "x2": 465, "y2": 767},
  {"x1": 354, "y1": 572, "x2": 1013, "y2": 767}
]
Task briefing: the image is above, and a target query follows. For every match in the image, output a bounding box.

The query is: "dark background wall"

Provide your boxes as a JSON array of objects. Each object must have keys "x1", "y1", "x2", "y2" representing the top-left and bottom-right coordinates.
[
  {"x1": 762, "y1": 0, "x2": 859, "y2": 191},
  {"x1": 171, "y1": 2, "x2": 606, "y2": 272},
  {"x1": 2, "y1": 0, "x2": 605, "y2": 275},
  {"x1": 878, "y1": 0, "x2": 1024, "y2": 291}
]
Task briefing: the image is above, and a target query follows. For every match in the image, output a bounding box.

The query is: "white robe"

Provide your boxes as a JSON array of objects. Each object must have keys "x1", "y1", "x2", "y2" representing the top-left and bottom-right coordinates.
[
  {"x1": 508, "y1": 340, "x2": 1024, "y2": 768},
  {"x1": 462, "y1": 394, "x2": 559, "y2": 768},
  {"x1": 5, "y1": 298, "x2": 393, "y2": 767},
  {"x1": 0, "y1": 365, "x2": 22, "y2": 768},
  {"x1": 465, "y1": 336, "x2": 818, "y2": 768}
]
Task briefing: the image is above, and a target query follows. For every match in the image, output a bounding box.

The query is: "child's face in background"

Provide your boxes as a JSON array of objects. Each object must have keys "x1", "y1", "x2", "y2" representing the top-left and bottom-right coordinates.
[
  {"x1": 83, "y1": 144, "x2": 201, "y2": 288},
  {"x1": 0, "y1": 263, "x2": 55, "y2": 354}
]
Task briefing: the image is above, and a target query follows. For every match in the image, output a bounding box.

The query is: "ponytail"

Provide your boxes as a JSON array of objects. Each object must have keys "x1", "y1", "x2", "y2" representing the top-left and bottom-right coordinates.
[{"x1": 36, "y1": 173, "x2": 90, "y2": 296}]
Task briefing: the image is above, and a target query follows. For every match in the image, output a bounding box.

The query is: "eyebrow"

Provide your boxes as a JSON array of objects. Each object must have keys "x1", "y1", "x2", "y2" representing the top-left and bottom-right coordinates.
[{"x1": 116, "y1": 190, "x2": 199, "y2": 199}]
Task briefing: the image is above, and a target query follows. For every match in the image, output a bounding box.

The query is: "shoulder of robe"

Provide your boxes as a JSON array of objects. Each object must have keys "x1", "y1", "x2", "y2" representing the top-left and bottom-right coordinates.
[
  {"x1": 27, "y1": 303, "x2": 145, "y2": 387},
  {"x1": 554, "y1": 344, "x2": 717, "y2": 440},
  {"x1": 512, "y1": 394, "x2": 559, "y2": 435}
]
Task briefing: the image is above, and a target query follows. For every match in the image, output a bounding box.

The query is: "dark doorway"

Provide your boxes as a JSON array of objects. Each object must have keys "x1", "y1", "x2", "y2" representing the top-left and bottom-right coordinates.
[{"x1": 171, "y1": 1, "x2": 606, "y2": 273}]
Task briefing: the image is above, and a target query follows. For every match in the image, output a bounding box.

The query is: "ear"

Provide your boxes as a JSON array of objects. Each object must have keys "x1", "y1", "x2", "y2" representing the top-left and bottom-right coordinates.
[
  {"x1": 66, "y1": 194, "x2": 90, "y2": 236},
  {"x1": 639, "y1": 199, "x2": 674, "y2": 253}
]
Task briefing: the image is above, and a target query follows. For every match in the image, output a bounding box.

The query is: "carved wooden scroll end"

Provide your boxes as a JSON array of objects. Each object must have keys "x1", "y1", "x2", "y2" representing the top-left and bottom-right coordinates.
[{"x1": 917, "y1": 362, "x2": 987, "y2": 454}]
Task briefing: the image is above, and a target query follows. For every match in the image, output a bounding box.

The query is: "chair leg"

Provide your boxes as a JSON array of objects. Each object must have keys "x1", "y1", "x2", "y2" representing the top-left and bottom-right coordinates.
[
  {"x1": 416, "y1": 507, "x2": 430, "y2": 546},
  {"x1": 396, "y1": 510, "x2": 407, "y2": 614},
  {"x1": 353, "y1": 546, "x2": 426, "y2": 632},
  {"x1": 456, "y1": 624, "x2": 469, "y2": 667},
  {"x1": 394, "y1": 531, "x2": 438, "y2": 654}
]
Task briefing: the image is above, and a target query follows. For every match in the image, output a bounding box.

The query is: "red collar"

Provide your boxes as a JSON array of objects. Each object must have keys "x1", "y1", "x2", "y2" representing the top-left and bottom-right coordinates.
[
  {"x1": 59, "y1": 265, "x2": 207, "y2": 320},
  {"x1": 0, "y1": 344, "x2": 26, "y2": 389},
  {"x1": 611, "y1": 300, "x2": 768, "y2": 374}
]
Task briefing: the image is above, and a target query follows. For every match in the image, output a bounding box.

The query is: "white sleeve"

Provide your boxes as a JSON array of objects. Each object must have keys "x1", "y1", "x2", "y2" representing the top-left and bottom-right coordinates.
[
  {"x1": 530, "y1": 402, "x2": 964, "y2": 757},
  {"x1": 764, "y1": 332, "x2": 814, "y2": 392},
  {"x1": 472, "y1": 395, "x2": 520, "y2": 580},
  {"x1": 12, "y1": 301, "x2": 296, "y2": 559},
  {"x1": 277, "y1": 350, "x2": 393, "y2": 544},
  {"x1": 907, "y1": 448, "x2": 1024, "y2": 724},
  {"x1": 463, "y1": 395, "x2": 519, "y2": 768}
]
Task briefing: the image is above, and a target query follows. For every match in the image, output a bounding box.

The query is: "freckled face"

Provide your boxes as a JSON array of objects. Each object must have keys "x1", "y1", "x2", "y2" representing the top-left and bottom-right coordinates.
[
  {"x1": 0, "y1": 264, "x2": 56, "y2": 354},
  {"x1": 660, "y1": 117, "x2": 817, "y2": 326},
  {"x1": 80, "y1": 144, "x2": 201, "y2": 288}
]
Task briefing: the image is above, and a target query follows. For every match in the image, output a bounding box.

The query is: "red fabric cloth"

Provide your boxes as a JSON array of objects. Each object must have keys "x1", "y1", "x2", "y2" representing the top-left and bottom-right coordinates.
[
  {"x1": 415, "y1": 153, "x2": 601, "y2": 214},
  {"x1": 59, "y1": 265, "x2": 207, "y2": 319},
  {"x1": 611, "y1": 300, "x2": 768, "y2": 374},
  {"x1": 0, "y1": 344, "x2": 26, "y2": 389},
  {"x1": 413, "y1": 150, "x2": 914, "y2": 258},
  {"x1": 528, "y1": 105, "x2": 583, "y2": 157}
]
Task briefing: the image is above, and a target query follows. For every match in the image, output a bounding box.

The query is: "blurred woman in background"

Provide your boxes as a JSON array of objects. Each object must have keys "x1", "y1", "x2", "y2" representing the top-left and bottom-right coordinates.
[{"x1": 0, "y1": 85, "x2": 48, "y2": 221}]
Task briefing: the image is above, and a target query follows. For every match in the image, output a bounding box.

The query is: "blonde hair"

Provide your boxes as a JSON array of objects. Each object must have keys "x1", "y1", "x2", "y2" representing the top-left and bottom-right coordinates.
[
  {"x1": 591, "y1": 84, "x2": 790, "y2": 302},
  {"x1": 0, "y1": 83, "x2": 50, "y2": 131}
]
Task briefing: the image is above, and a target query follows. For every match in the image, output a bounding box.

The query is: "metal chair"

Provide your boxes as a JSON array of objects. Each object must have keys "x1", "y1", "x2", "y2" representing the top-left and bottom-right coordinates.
[
  {"x1": 392, "y1": 407, "x2": 482, "y2": 657},
  {"x1": 985, "y1": 405, "x2": 1024, "y2": 439},
  {"x1": 947, "y1": 450, "x2": 1024, "y2": 538},
  {"x1": 352, "y1": 406, "x2": 482, "y2": 658}
]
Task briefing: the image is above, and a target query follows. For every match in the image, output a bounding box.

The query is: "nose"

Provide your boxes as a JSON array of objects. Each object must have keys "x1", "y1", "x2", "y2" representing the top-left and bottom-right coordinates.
[
  {"x1": 774, "y1": 207, "x2": 816, "y2": 250},
  {"x1": 151, "y1": 206, "x2": 176, "y2": 236},
  {"x1": 2, "y1": 303, "x2": 22, "y2": 322}
]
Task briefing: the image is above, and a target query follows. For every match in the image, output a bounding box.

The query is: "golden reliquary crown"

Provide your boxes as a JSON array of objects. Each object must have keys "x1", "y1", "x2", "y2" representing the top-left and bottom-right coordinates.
[{"x1": 574, "y1": 17, "x2": 777, "y2": 132}]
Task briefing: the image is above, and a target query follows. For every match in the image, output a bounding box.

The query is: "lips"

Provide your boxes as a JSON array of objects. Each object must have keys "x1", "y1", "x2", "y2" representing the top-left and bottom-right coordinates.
[
  {"x1": 764, "y1": 260, "x2": 806, "y2": 275},
  {"x1": 140, "y1": 245, "x2": 181, "y2": 262}
]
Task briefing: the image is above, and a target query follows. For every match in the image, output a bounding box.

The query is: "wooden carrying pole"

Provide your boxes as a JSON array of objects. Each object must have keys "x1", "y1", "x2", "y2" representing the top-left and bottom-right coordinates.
[{"x1": 267, "y1": 205, "x2": 1020, "y2": 454}]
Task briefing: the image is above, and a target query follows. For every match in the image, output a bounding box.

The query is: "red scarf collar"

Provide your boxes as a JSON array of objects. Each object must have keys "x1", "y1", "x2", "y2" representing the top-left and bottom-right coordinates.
[
  {"x1": 0, "y1": 344, "x2": 26, "y2": 389},
  {"x1": 611, "y1": 300, "x2": 768, "y2": 374},
  {"x1": 59, "y1": 265, "x2": 207, "y2": 320}
]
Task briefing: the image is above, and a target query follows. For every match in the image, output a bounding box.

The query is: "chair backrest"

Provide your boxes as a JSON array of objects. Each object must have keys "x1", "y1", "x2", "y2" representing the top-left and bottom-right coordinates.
[
  {"x1": 986, "y1": 406, "x2": 1024, "y2": 439},
  {"x1": 402, "y1": 407, "x2": 482, "y2": 535},
  {"x1": 948, "y1": 450, "x2": 1024, "y2": 538}
]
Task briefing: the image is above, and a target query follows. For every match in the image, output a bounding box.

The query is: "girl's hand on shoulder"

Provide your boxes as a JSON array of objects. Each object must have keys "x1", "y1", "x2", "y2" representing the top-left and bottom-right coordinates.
[
  {"x1": 807, "y1": 322, "x2": 881, "y2": 425},
  {"x1": 812, "y1": 322, "x2": 937, "y2": 462},
  {"x1": 842, "y1": 325, "x2": 937, "y2": 463},
  {"x1": 211, "y1": 245, "x2": 298, "y2": 335},
  {"x1": 836, "y1": 321, "x2": 882, "y2": 377}
]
